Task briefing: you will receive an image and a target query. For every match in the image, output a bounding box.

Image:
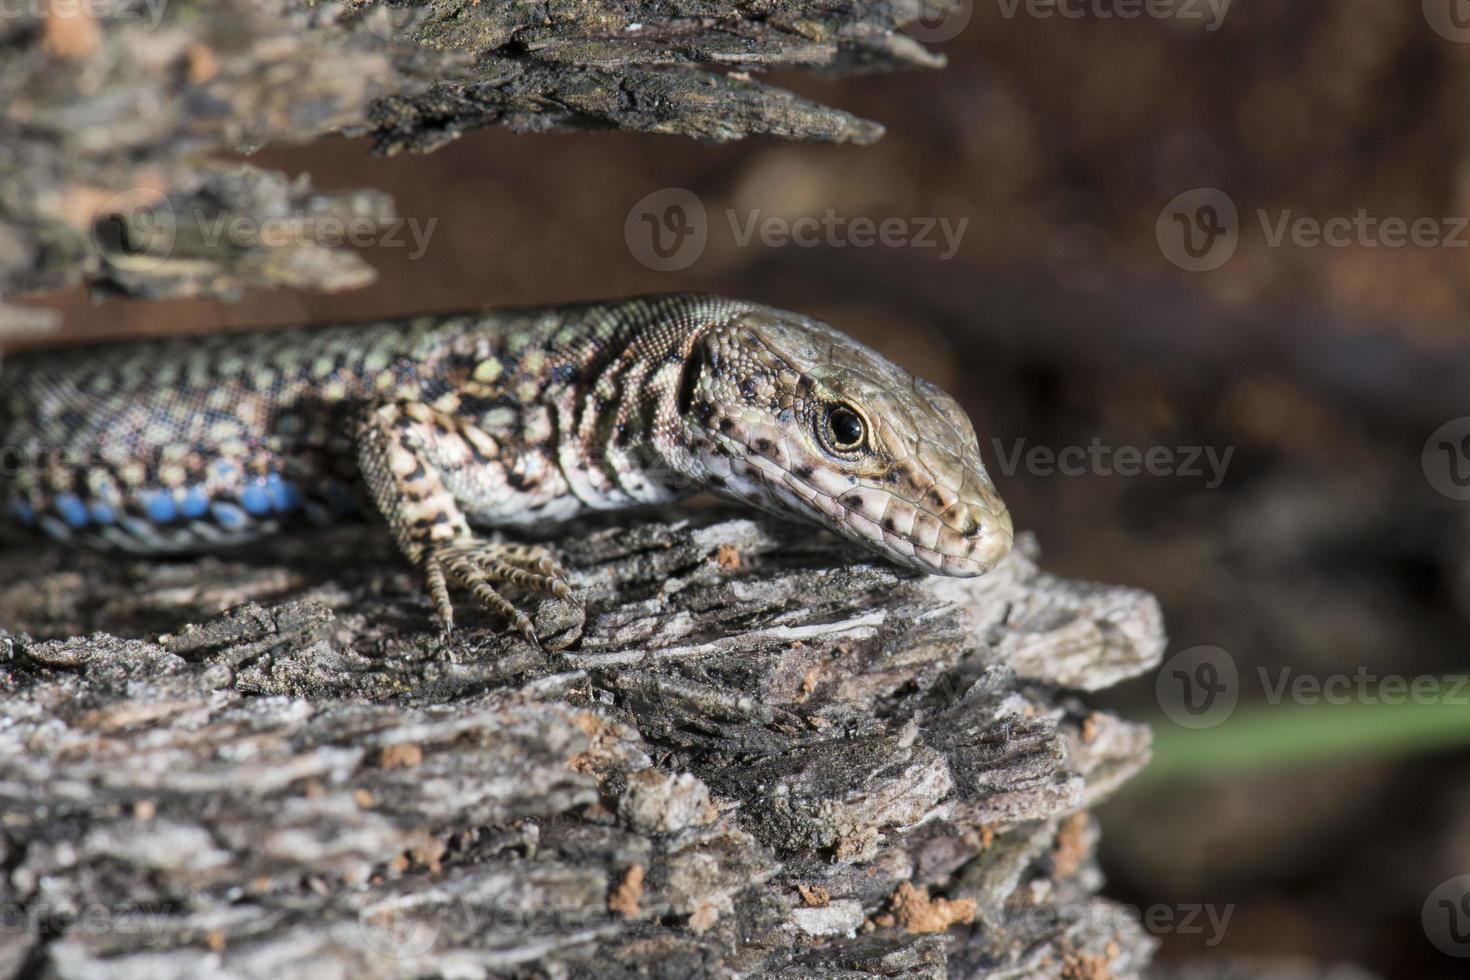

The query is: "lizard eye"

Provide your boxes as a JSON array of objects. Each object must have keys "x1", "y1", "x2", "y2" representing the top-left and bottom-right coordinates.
[{"x1": 822, "y1": 404, "x2": 867, "y2": 453}]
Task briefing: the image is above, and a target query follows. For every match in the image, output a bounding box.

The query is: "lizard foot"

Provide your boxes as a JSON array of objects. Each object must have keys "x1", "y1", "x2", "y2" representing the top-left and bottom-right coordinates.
[{"x1": 421, "y1": 540, "x2": 578, "y2": 645}]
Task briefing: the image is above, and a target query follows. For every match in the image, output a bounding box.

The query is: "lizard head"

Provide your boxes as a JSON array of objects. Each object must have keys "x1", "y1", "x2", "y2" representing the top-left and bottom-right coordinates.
[{"x1": 670, "y1": 303, "x2": 1013, "y2": 577}]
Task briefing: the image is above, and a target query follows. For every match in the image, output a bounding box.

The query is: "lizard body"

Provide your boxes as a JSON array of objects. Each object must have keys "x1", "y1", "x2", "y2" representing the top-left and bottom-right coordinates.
[{"x1": 0, "y1": 294, "x2": 1012, "y2": 640}]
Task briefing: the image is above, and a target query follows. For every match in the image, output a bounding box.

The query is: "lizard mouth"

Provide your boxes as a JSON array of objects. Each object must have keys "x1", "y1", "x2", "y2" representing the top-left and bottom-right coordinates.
[{"x1": 704, "y1": 432, "x2": 1013, "y2": 577}]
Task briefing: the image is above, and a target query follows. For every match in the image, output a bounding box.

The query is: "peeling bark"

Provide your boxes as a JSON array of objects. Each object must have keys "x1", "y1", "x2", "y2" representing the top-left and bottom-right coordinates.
[
  {"x1": 0, "y1": 0, "x2": 949, "y2": 315},
  {"x1": 0, "y1": 510, "x2": 1164, "y2": 978}
]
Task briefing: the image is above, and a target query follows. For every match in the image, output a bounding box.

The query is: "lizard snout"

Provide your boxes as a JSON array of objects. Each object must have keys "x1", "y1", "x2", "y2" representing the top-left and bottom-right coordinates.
[{"x1": 922, "y1": 480, "x2": 1013, "y2": 576}]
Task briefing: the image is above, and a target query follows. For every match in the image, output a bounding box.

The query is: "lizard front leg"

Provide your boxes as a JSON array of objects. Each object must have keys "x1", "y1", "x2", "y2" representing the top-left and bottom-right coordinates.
[{"x1": 354, "y1": 400, "x2": 575, "y2": 642}]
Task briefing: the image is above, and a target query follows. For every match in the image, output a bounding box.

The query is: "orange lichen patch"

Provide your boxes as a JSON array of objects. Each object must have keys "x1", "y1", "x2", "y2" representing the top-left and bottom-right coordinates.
[
  {"x1": 1053, "y1": 813, "x2": 1090, "y2": 879},
  {"x1": 54, "y1": 185, "x2": 114, "y2": 231},
  {"x1": 832, "y1": 826, "x2": 878, "y2": 861},
  {"x1": 608, "y1": 864, "x2": 644, "y2": 918},
  {"x1": 797, "y1": 884, "x2": 830, "y2": 908},
  {"x1": 70, "y1": 699, "x2": 193, "y2": 734},
  {"x1": 353, "y1": 788, "x2": 376, "y2": 809},
  {"x1": 713, "y1": 543, "x2": 742, "y2": 570},
  {"x1": 580, "y1": 801, "x2": 616, "y2": 823},
  {"x1": 1061, "y1": 950, "x2": 1113, "y2": 980},
  {"x1": 186, "y1": 43, "x2": 219, "y2": 84},
  {"x1": 687, "y1": 903, "x2": 719, "y2": 933},
  {"x1": 1080, "y1": 714, "x2": 1100, "y2": 742},
  {"x1": 405, "y1": 834, "x2": 446, "y2": 875},
  {"x1": 572, "y1": 711, "x2": 608, "y2": 738},
  {"x1": 568, "y1": 712, "x2": 609, "y2": 771},
  {"x1": 206, "y1": 930, "x2": 226, "y2": 953},
  {"x1": 43, "y1": 9, "x2": 102, "y2": 60},
  {"x1": 884, "y1": 882, "x2": 975, "y2": 934},
  {"x1": 378, "y1": 743, "x2": 424, "y2": 769}
]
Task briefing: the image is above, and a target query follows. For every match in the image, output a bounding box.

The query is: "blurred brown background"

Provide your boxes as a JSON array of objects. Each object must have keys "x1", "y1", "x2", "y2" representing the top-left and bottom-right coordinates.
[{"x1": 19, "y1": 1, "x2": 1470, "y2": 976}]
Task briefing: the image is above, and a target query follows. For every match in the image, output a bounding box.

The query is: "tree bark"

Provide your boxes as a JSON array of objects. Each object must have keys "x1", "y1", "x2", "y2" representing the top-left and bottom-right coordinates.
[
  {"x1": 0, "y1": 0, "x2": 946, "y2": 320},
  {"x1": 0, "y1": 509, "x2": 1164, "y2": 978}
]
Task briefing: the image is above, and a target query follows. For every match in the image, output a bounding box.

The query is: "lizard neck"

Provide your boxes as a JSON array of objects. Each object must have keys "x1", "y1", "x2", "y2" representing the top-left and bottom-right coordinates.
[{"x1": 559, "y1": 295, "x2": 755, "y2": 510}]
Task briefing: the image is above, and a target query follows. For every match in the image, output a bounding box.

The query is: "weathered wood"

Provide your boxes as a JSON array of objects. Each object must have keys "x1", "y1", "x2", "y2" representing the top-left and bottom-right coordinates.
[
  {"x1": 0, "y1": 509, "x2": 1164, "y2": 978},
  {"x1": 0, "y1": 0, "x2": 948, "y2": 317},
  {"x1": 0, "y1": 5, "x2": 1170, "y2": 975}
]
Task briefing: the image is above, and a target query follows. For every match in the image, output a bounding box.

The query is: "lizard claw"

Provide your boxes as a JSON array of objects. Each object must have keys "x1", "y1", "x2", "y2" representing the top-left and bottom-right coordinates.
[{"x1": 420, "y1": 540, "x2": 575, "y2": 643}]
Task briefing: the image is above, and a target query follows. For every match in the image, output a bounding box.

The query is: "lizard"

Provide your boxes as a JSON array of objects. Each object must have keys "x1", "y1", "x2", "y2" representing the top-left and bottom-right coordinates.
[{"x1": 0, "y1": 294, "x2": 1013, "y2": 643}]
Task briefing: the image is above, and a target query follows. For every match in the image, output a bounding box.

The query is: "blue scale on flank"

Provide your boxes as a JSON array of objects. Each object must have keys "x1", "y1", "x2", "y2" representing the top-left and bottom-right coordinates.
[
  {"x1": 238, "y1": 481, "x2": 271, "y2": 516},
  {"x1": 265, "y1": 473, "x2": 301, "y2": 512},
  {"x1": 179, "y1": 486, "x2": 210, "y2": 519},
  {"x1": 236, "y1": 474, "x2": 303, "y2": 518},
  {"x1": 6, "y1": 477, "x2": 312, "y2": 538},
  {"x1": 143, "y1": 491, "x2": 177, "y2": 524},
  {"x1": 123, "y1": 477, "x2": 307, "y2": 532},
  {"x1": 54, "y1": 493, "x2": 90, "y2": 529},
  {"x1": 5, "y1": 499, "x2": 37, "y2": 528}
]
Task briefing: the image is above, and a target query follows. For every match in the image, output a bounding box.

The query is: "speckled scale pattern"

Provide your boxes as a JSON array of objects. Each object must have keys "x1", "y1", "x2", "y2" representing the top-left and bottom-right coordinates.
[
  {"x1": 0, "y1": 294, "x2": 1013, "y2": 634},
  {"x1": 2, "y1": 314, "x2": 451, "y2": 550}
]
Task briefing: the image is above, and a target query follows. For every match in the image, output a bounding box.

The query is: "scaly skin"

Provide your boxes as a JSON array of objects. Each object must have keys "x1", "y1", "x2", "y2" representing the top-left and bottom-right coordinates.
[{"x1": 0, "y1": 294, "x2": 1013, "y2": 641}]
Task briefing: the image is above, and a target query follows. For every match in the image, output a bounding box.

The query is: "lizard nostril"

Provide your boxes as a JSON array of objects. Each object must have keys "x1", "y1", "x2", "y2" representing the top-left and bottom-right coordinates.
[{"x1": 957, "y1": 509, "x2": 979, "y2": 537}]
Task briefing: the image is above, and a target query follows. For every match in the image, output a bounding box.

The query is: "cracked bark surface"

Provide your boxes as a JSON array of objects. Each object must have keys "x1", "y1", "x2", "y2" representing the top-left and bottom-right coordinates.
[
  {"x1": 0, "y1": 0, "x2": 946, "y2": 321},
  {"x1": 0, "y1": 509, "x2": 1164, "y2": 978}
]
